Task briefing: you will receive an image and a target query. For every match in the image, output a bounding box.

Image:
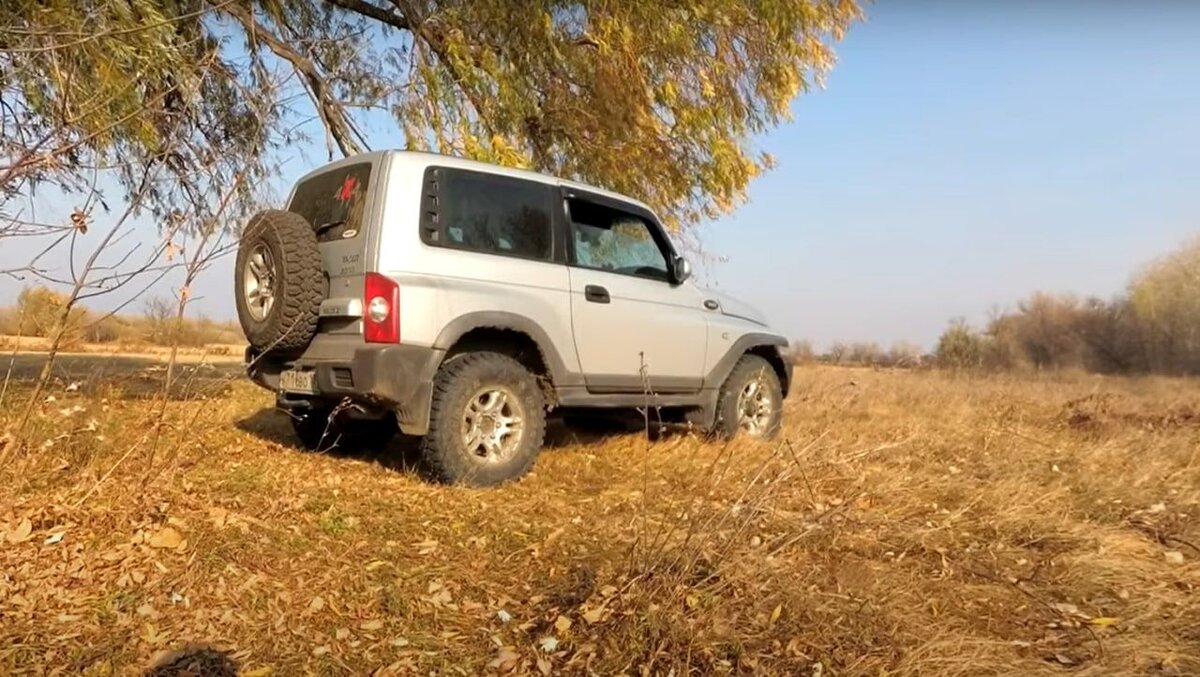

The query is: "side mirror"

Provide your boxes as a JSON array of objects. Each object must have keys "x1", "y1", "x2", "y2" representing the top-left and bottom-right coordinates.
[{"x1": 672, "y1": 256, "x2": 692, "y2": 284}]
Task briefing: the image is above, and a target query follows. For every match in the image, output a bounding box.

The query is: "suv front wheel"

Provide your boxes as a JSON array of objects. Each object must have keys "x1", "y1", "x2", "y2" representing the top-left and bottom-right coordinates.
[
  {"x1": 422, "y1": 352, "x2": 546, "y2": 486},
  {"x1": 713, "y1": 354, "x2": 784, "y2": 440}
]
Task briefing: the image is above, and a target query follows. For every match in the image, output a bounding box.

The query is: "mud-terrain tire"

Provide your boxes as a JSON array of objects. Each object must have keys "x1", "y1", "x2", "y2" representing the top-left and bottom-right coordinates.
[
  {"x1": 235, "y1": 210, "x2": 324, "y2": 353},
  {"x1": 422, "y1": 352, "x2": 546, "y2": 486},
  {"x1": 290, "y1": 407, "x2": 397, "y2": 453},
  {"x1": 712, "y1": 354, "x2": 784, "y2": 440}
]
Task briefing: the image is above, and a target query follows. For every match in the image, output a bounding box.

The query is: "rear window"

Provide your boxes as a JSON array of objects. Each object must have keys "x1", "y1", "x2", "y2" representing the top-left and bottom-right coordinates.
[
  {"x1": 421, "y1": 168, "x2": 553, "y2": 261},
  {"x1": 288, "y1": 162, "x2": 372, "y2": 241}
]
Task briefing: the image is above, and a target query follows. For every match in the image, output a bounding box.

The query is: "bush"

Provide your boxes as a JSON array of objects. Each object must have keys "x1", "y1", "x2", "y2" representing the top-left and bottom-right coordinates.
[
  {"x1": 0, "y1": 306, "x2": 16, "y2": 335},
  {"x1": 15, "y1": 285, "x2": 87, "y2": 349},
  {"x1": 888, "y1": 341, "x2": 923, "y2": 368},
  {"x1": 936, "y1": 319, "x2": 986, "y2": 369}
]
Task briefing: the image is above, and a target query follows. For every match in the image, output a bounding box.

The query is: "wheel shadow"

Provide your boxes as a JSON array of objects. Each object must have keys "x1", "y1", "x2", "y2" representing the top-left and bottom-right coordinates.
[
  {"x1": 543, "y1": 409, "x2": 647, "y2": 449},
  {"x1": 235, "y1": 407, "x2": 424, "y2": 474},
  {"x1": 235, "y1": 406, "x2": 663, "y2": 475}
]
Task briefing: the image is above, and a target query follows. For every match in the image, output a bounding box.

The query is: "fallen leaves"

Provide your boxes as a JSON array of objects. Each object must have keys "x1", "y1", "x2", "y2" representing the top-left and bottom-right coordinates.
[
  {"x1": 581, "y1": 606, "x2": 605, "y2": 625},
  {"x1": 5, "y1": 518, "x2": 33, "y2": 544},
  {"x1": 0, "y1": 366, "x2": 1197, "y2": 676},
  {"x1": 148, "y1": 527, "x2": 184, "y2": 550}
]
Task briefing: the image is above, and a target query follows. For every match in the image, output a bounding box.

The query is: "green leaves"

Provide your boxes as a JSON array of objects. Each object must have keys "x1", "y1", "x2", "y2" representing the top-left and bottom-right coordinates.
[
  {"x1": 242, "y1": 0, "x2": 862, "y2": 228},
  {"x1": 3, "y1": 1, "x2": 862, "y2": 230}
]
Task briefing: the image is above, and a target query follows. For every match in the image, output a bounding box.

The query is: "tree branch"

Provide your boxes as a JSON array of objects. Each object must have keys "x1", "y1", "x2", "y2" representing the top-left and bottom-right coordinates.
[
  {"x1": 222, "y1": 3, "x2": 362, "y2": 157},
  {"x1": 321, "y1": 0, "x2": 410, "y2": 30}
]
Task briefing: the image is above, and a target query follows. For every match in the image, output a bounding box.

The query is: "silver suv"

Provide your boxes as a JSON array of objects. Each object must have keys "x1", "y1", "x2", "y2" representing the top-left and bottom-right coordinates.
[{"x1": 236, "y1": 151, "x2": 791, "y2": 485}]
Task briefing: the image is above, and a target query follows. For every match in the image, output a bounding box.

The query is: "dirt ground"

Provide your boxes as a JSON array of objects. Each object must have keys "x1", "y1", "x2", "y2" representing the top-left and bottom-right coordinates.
[{"x1": 0, "y1": 361, "x2": 1197, "y2": 675}]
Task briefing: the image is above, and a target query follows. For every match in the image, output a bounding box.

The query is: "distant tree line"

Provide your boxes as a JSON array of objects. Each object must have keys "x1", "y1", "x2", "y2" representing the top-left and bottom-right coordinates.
[
  {"x1": 789, "y1": 237, "x2": 1199, "y2": 375},
  {"x1": 791, "y1": 339, "x2": 929, "y2": 369},
  {"x1": 0, "y1": 285, "x2": 242, "y2": 350},
  {"x1": 935, "y1": 238, "x2": 1200, "y2": 375}
]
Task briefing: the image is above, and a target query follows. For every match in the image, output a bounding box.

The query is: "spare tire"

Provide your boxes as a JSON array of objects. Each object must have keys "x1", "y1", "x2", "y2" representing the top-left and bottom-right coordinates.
[{"x1": 235, "y1": 209, "x2": 324, "y2": 353}]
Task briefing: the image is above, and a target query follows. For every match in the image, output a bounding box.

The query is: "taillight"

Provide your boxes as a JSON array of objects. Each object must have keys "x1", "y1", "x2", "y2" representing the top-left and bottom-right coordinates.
[{"x1": 363, "y1": 273, "x2": 399, "y2": 343}]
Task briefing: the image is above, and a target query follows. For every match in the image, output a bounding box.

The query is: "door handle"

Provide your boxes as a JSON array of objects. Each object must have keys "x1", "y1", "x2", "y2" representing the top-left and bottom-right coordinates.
[{"x1": 584, "y1": 285, "x2": 610, "y2": 304}]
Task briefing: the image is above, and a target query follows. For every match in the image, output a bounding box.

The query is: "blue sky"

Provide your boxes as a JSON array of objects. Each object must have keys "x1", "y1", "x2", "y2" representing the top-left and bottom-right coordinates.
[
  {"x1": 699, "y1": 1, "x2": 1200, "y2": 347},
  {"x1": 5, "y1": 2, "x2": 1199, "y2": 349}
]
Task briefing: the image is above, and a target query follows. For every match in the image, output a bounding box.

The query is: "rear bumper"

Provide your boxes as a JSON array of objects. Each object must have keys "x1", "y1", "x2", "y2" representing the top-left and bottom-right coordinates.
[{"x1": 246, "y1": 341, "x2": 443, "y2": 435}]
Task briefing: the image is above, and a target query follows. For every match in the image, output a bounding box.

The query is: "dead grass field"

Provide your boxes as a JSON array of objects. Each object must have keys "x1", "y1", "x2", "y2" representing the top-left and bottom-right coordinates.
[{"x1": 1, "y1": 363, "x2": 1197, "y2": 675}]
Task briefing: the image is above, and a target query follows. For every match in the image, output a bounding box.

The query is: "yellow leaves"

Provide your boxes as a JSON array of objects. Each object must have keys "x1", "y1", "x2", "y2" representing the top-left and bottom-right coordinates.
[
  {"x1": 148, "y1": 526, "x2": 184, "y2": 550},
  {"x1": 769, "y1": 604, "x2": 783, "y2": 626},
  {"x1": 661, "y1": 80, "x2": 679, "y2": 106},
  {"x1": 553, "y1": 614, "x2": 572, "y2": 634},
  {"x1": 1089, "y1": 617, "x2": 1119, "y2": 628},
  {"x1": 488, "y1": 647, "x2": 521, "y2": 671},
  {"x1": 5, "y1": 518, "x2": 33, "y2": 544},
  {"x1": 581, "y1": 605, "x2": 605, "y2": 625}
]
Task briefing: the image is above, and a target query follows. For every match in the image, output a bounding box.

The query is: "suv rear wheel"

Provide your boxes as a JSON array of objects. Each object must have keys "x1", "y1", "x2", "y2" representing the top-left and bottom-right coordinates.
[
  {"x1": 713, "y1": 354, "x2": 784, "y2": 440},
  {"x1": 422, "y1": 352, "x2": 546, "y2": 486}
]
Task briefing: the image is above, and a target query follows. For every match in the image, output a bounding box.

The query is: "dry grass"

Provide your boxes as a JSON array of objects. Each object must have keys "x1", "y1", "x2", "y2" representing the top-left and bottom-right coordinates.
[{"x1": 1, "y1": 365, "x2": 1197, "y2": 675}]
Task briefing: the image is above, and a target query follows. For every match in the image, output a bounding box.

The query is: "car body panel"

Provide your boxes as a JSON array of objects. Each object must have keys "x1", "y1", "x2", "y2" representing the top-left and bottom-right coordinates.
[{"x1": 247, "y1": 149, "x2": 792, "y2": 430}]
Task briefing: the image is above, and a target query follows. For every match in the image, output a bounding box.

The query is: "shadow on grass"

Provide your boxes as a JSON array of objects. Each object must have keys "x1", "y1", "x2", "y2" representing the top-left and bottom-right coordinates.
[
  {"x1": 235, "y1": 407, "x2": 425, "y2": 475},
  {"x1": 235, "y1": 406, "x2": 646, "y2": 475}
]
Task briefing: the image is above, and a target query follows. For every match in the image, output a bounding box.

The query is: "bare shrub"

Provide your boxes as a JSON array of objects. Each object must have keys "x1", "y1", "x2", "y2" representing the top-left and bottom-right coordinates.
[
  {"x1": 887, "y1": 341, "x2": 923, "y2": 368},
  {"x1": 936, "y1": 319, "x2": 985, "y2": 369},
  {"x1": 848, "y1": 341, "x2": 885, "y2": 367},
  {"x1": 790, "y1": 339, "x2": 816, "y2": 364}
]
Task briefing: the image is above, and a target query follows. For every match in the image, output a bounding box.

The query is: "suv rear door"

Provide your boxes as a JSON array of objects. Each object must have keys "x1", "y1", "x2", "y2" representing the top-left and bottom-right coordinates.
[
  {"x1": 562, "y1": 190, "x2": 708, "y2": 393},
  {"x1": 285, "y1": 159, "x2": 379, "y2": 337}
]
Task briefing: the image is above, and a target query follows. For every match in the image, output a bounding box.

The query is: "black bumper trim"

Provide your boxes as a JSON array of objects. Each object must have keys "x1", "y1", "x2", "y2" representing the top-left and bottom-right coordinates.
[{"x1": 246, "y1": 343, "x2": 444, "y2": 435}]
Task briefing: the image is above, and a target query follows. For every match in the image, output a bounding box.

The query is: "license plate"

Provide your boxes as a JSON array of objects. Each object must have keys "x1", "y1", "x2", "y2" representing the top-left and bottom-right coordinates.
[{"x1": 279, "y1": 369, "x2": 316, "y2": 394}]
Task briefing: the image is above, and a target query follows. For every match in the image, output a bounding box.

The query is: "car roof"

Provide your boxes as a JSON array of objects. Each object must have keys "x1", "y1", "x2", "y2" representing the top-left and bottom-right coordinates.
[{"x1": 300, "y1": 149, "x2": 653, "y2": 214}]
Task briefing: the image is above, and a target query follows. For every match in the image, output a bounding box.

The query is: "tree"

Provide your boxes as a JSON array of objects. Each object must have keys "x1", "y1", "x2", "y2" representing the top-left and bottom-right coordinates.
[
  {"x1": 14, "y1": 285, "x2": 87, "y2": 346},
  {"x1": 2, "y1": 0, "x2": 862, "y2": 228},
  {"x1": 1128, "y1": 237, "x2": 1200, "y2": 374},
  {"x1": 143, "y1": 296, "x2": 176, "y2": 344},
  {"x1": 1, "y1": 0, "x2": 280, "y2": 220}
]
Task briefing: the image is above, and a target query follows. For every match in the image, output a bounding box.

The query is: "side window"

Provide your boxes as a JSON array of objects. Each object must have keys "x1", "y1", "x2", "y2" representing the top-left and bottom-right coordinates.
[
  {"x1": 423, "y1": 168, "x2": 553, "y2": 261},
  {"x1": 567, "y1": 198, "x2": 670, "y2": 282}
]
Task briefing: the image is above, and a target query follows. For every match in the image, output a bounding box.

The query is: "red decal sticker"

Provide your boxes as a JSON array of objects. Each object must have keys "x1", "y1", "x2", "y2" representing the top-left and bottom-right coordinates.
[{"x1": 337, "y1": 175, "x2": 357, "y2": 202}]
